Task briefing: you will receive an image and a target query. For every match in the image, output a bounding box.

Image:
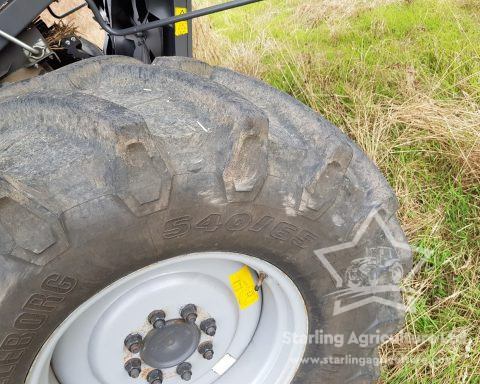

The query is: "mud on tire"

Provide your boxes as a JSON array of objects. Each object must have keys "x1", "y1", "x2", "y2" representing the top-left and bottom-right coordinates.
[{"x1": 0, "y1": 56, "x2": 411, "y2": 383}]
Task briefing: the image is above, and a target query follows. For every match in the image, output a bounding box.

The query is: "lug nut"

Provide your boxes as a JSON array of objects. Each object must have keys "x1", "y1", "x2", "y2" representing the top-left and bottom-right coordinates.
[
  {"x1": 148, "y1": 310, "x2": 166, "y2": 329},
  {"x1": 147, "y1": 369, "x2": 163, "y2": 384},
  {"x1": 181, "y1": 371, "x2": 192, "y2": 381},
  {"x1": 177, "y1": 362, "x2": 192, "y2": 381},
  {"x1": 124, "y1": 358, "x2": 142, "y2": 378},
  {"x1": 180, "y1": 304, "x2": 197, "y2": 323},
  {"x1": 200, "y1": 318, "x2": 217, "y2": 336},
  {"x1": 198, "y1": 341, "x2": 214, "y2": 360},
  {"x1": 124, "y1": 333, "x2": 143, "y2": 354}
]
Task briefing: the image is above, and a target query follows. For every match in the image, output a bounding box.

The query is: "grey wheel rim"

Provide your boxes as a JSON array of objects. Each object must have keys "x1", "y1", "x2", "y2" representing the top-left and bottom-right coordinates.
[{"x1": 26, "y1": 252, "x2": 308, "y2": 384}]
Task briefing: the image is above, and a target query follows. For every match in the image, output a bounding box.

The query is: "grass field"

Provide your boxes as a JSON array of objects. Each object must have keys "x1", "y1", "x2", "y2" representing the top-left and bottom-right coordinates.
[{"x1": 193, "y1": 0, "x2": 480, "y2": 382}]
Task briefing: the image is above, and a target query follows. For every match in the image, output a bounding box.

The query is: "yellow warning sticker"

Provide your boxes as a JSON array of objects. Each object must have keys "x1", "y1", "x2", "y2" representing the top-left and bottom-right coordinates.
[
  {"x1": 175, "y1": 7, "x2": 189, "y2": 36},
  {"x1": 229, "y1": 266, "x2": 259, "y2": 310}
]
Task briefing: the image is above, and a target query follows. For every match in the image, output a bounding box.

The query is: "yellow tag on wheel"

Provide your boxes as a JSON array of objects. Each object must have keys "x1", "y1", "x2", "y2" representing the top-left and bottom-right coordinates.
[
  {"x1": 229, "y1": 266, "x2": 259, "y2": 310},
  {"x1": 175, "y1": 7, "x2": 189, "y2": 36}
]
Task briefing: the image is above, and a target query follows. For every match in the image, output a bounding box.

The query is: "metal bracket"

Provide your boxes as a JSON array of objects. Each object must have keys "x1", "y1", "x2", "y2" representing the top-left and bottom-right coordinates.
[
  {"x1": 24, "y1": 38, "x2": 54, "y2": 65},
  {"x1": 0, "y1": 28, "x2": 54, "y2": 65}
]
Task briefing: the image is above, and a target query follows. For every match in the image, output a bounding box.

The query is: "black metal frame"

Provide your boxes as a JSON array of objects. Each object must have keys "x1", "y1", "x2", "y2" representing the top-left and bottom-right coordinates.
[{"x1": 0, "y1": 0, "x2": 263, "y2": 77}]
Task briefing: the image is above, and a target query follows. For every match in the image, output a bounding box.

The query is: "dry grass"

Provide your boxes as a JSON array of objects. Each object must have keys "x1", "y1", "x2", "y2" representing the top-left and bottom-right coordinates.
[
  {"x1": 193, "y1": 3, "x2": 277, "y2": 77},
  {"x1": 389, "y1": 98, "x2": 480, "y2": 189},
  {"x1": 44, "y1": 21, "x2": 79, "y2": 48},
  {"x1": 293, "y1": 0, "x2": 398, "y2": 29},
  {"x1": 40, "y1": 0, "x2": 104, "y2": 47}
]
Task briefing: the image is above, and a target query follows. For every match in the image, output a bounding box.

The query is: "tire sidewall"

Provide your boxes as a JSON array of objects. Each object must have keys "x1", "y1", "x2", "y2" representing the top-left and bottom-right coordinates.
[{"x1": 0, "y1": 197, "x2": 389, "y2": 384}]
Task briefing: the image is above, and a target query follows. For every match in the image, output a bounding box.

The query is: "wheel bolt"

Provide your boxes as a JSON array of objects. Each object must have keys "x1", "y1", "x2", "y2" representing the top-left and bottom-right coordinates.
[
  {"x1": 200, "y1": 318, "x2": 217, "y2": 336},
  {"x1": 124, "y1": 333, "x2": 143, "y2": 354},
  {"x1": 147, "y1": 369, "x2": 163, "y2": 384},
  {"x1": 148, "y1": 310, "x2": 166, "y2": 329},
  {"x1": 124, "y1": 358, "x2": 142, "y2": 378},
  {"x1": 177, "y1": 362, "x2": 192, "y2": 381},
  {"x1": 198, "y1": 341, "x2": 214, "y2": 360},
  {"x1": 180, "y1": 304, "x2": 197, "y2": 323}
]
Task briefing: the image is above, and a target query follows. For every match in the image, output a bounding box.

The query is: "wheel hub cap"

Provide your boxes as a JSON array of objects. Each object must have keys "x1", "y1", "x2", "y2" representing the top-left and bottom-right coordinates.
[{"x1": 141, "y1": 319, "x2": 201, "y2": 369}]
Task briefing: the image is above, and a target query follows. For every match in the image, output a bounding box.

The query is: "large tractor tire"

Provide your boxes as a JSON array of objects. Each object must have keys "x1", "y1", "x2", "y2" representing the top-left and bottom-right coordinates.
[{"x1": 0, "y1": 56, "x2": 411, "y2": 384}]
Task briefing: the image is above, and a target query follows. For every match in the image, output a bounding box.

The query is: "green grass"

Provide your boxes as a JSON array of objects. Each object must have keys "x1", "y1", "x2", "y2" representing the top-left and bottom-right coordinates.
[{"x1": 195, "y1": 0, "x2": 480, "y2": 382}]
